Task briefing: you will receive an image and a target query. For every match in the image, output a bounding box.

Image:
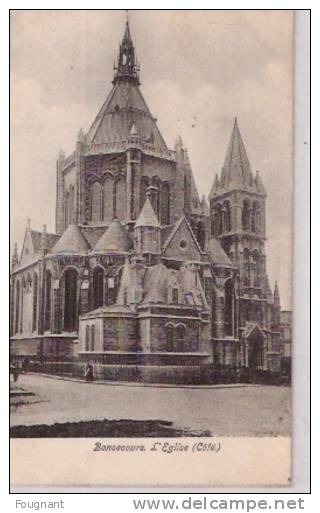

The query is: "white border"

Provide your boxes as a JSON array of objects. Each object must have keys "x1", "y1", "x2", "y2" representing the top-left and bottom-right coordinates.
[{"x1": 3, "y1": 1, "x2": 311, "y2": 504}]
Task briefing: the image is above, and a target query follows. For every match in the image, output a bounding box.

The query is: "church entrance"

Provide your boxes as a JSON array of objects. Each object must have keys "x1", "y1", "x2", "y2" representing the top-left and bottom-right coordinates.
[{"x1": 247, "y1": 329, "x2": 264, "y2": 369}]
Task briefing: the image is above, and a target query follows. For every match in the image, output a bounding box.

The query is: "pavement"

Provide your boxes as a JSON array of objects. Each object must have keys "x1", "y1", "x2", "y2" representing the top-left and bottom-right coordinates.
[{"x1": 10, "y1": 374, "x2": 291, "y2": 436}]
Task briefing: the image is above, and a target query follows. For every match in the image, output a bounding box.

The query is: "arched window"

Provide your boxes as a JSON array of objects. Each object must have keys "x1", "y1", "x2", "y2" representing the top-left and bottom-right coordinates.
[
  {"x1": 92, "y1": 267, "x2": 104, "y2": 309},
  {"x1": 242, "y1": 200, "x2": 251, "y2": 231},
  {"x1": 15, "y1": 281, "x2": 20, "y2": 334},
  {"x1": 176, "y1": 324, "x2": 185, "y2": 352},
  {"x1": 63, "y1": 268, "x2": 78, "y2": 332},
  {"x1": 44, "y1": 270, "x2": 52, "y2": 332},
  {"x1": 151, "y1": 176, "x2": 161, "y2": 216},
  {"x1": 166, "y1": 324, "x2": 174, "y2": 352},
  {"x1": 103, "y1": 176, "x2": 114, "y2": 222},
  {"x1": 140, "y1": 176, "x2": 150, "y2": 210},
  {"x1": 252, "y1": 250, "x2": 261, "y2": 287},
  {"x1": 114, "y1": 176, "x2": 126, "y2": 221},
  {"x1": 197, "y1": 221, "x2": 206, "y2": 251},
  {"x1": 70, "y1": 185, "x2": 75, "y2": 224},
  {"x1": 91, "y1": 325, "x2": 95, "y2": 351},
  {"x1": 64, "y1": 191, "x2": 70, "y2": 229},
  {"x1": 214, "y1": 204, "x2": 222, "y2": 236},
  {"x1": 243, "y1": 248, "x2": 251, "y2": 287},
  {"x1": 32, "y1": 272, "x2": 38, "y2": 332},
  {"x1": 225, "y1": 279, "x2": 234, "y2": 336},
  {"x1": 91, "y1": 182, "x2": 102, "y2": 222},
  {"x1": 252, "y1": 202, "x2": 261, "y2": 233},
  {"x1": 85, "y1": 325, "x2": 90, "y2": 351},
  {"x1": 160, "y1": 182, "x2": 170, "y2": 225},
  {"x1": 223, "y1": 201, "x2": 231, "y2": 232}
]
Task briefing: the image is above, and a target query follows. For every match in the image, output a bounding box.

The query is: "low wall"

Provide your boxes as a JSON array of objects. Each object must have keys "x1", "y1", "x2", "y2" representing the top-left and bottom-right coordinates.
[
  {"x1": 78, "y1": 351, "x2": 211, "y2": 366},
  {"x1": 24, "y1": 361, "x2": 290, "y2": 385}
]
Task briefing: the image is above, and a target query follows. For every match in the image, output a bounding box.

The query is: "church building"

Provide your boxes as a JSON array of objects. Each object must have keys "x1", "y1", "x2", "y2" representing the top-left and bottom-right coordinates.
[{"x1": 10, "y1": 20, "x2": 285, "y2": 379}]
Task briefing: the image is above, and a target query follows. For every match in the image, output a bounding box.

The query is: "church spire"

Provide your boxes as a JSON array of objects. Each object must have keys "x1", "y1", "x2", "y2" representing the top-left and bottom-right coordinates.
[
  {"x1": 220, "y1": 117, "x2": 255, "y2": 190},
  {"x1": 113, "y1": 16, "x2": 140, "y2": 85}
]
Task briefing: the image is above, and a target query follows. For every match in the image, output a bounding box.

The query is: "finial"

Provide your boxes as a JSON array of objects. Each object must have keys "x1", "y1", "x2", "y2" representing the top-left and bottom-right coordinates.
[
  {"x1": 27, "y1": 218, "x2": 31, "y2": 230},
  {"x1": 58, "y1": 148, "x2": 65, "y2": 160},
  {"x1": 40, "y1": 224, "x2": 48, "y2": 253},
  {"x1": 175, "y1": 135, "x2": 183, "y2": 148},
  {"x1": 77, "y1": 128, "x2": 84, "y2": 142}
]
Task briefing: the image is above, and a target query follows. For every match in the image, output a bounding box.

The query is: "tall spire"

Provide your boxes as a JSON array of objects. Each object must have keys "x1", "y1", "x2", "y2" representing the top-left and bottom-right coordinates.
[
  {"x1": 220, "y1": 117, "x2": 254, "y2": 189},
  {"x1": 274, "y1": 281, "x2": 280, "y2": 302},
  {"x1": 113, "y1": 15, "x2": 140, "y2": 85}
]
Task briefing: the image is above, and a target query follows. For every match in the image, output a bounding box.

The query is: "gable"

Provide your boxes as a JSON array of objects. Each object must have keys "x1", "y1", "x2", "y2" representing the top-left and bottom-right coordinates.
[
  {"x1": 19, "y1": 230, "x2": 37, "y2": 268},
  {"x1": 162, "y1": 218, "x2": 202, "y2": 261}
]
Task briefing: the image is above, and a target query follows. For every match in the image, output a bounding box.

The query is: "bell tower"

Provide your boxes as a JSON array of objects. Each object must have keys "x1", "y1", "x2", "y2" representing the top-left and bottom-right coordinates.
[{"x1": 209, "y1": 118, "x2": 269, "y2": 328}]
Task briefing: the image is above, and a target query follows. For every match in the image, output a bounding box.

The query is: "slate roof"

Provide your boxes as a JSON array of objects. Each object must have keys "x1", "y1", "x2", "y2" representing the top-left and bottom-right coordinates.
[
  {"x1": 86, "y1": 80, "x2": 168, "y2": 150},
  {"x1": 161, "y1": 224, "x2": 176, "y2": 247},
  {"x1": 209, "y1": 118, "x2": 265, "y2": 197},
  {"x1": 207, "y1": 238, "x2": 233, "y2": 266},
  {"x1": 80, "y1": 226, "x2": 108, "y2": 249},
  {"x1": 222, "y1": 118, "x2": 252, "y2": 186},
  {"x1": 51, "y1": 224, "x2": 90, "y2": 255},
  {"x1": 142, "y1": 264, "x2": 169, "y2": 304},
  {"x1": 93, "y1": 218, "x2": 132, "y2": 253},
  {"x1": 135, "y1": 197, "x2": 160, "y2": 228},
  {"x1": 30, "y1": 230, "x2": 60, "y2": 252}
]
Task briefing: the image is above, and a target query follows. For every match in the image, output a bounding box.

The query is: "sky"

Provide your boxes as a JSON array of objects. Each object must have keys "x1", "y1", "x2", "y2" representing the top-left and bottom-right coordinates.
[{"x1": 10, "y1": 10, "x2": 293, "y2": 309}]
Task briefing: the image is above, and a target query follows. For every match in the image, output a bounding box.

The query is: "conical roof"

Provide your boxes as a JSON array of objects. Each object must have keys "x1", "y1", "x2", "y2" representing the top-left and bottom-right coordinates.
[
  {"x1": 207, "y1": 238, "x2": 233, "y2": 266},
  {"x1": 86, "y1": 22, "x2": 168, "y2": 150},
  {"x1": 93, "y1": 218, "x2": 132, "y2": 253},
  {"x1": 135, "y1": 197, "x2": 160, "y2": 228},
  {"x1": 51, "y1": 224, "x2": 90, "y2": 254},
  {"x1": 86, "y1": 81, "x2": 168, "y2": 149},
  {"x1": 222, "y1": 118, "x2": 253, "y2": 187}
]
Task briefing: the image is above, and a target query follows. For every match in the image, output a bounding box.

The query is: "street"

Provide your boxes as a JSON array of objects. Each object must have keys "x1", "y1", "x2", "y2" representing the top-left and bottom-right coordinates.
[{"x1": 10, "y1": 374, "x2": 291, "y2": 436}]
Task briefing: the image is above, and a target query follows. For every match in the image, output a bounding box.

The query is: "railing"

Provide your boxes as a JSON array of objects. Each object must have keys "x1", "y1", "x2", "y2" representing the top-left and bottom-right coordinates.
[{"x1": 85, "y1": 140, "x2": 176, "y2": 161}]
